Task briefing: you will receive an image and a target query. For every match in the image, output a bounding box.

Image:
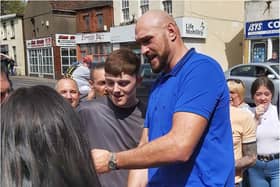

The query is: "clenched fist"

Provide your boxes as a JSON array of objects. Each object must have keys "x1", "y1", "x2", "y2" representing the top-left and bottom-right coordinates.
[
  {"x1": 91, "y1": 149, "x2": 111, "y2": 173},
  {"x1": 255, "y1": 104, "x2": 268, "y2": 120}
]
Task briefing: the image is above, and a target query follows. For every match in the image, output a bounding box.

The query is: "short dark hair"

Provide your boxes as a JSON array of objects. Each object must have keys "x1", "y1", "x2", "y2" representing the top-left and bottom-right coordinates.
[
  {"x1": 90, "y1": 62, "x2": 105, "y2": 80},
  {"x1": 105, "y1": 48, "x2": 141, "y2": 76},
  {"x1": 1, "y1": 85, "x2": 101, "y2": 187},
  {"x1": 251, "y1": 76, "x2": 275, "y2": 99}
]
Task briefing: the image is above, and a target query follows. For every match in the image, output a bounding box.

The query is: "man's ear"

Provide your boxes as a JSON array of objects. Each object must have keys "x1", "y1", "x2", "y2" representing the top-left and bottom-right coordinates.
[
  {"x1": 89, "y1": 80, "x2": 94, "y2": 88},
  {"x1": 167, "y1": 22, "x2": 177, "y2": 41}
]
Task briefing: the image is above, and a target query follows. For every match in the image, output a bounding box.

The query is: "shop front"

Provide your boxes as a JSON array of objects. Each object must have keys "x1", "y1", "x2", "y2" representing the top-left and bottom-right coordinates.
[
  {"x1": 55, "y1": 34, "x2": 77, "y2": 76},
  {"x1": 26, "y1": 37, "x2": 54, "y2": 79},
  {"x1": 245, "y1": 19, "x2": 279, "y2": 63},
  {"x1": 76, "y1": 32, "x2": 111, "y2": 63}
]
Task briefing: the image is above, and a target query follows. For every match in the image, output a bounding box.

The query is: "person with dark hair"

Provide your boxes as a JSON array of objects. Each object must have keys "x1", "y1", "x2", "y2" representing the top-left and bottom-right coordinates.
[
  {"x1": 78, "y1": 48, "x2": 146, "y2": 187},
  {"x1": 248, "y1": 77, "x2": 280, "y2": 187},
  {"x1": 1, "y1": 85, "x2": 101, "y2": 187},
  {"x1": 87, "y1": 62, "x2": 107, "y2": 100},
  {"x1": 92, "y1": 10, "x2": 234, "y2": 186},
  {"x1": 0, "y1": 62, "x2": 12, "y2": 104}
]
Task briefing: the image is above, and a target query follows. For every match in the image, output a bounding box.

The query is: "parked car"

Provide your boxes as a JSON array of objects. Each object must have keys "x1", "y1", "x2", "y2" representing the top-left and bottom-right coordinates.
[
  {"x1": 136, "y1": 63, "x2": 158, "y2": 104},
  {"x1": 224, "y1": 62, "x2": 279, "y2": 106}
]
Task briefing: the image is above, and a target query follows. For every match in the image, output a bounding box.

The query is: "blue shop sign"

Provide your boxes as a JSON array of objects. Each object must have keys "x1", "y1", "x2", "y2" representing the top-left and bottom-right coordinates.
[{"x1": 245, "y1": 19, "x2": 279, "y2": 39}]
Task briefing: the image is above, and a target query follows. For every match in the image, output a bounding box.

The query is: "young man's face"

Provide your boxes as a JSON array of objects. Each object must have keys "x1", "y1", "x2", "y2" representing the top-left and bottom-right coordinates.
[{"x1": 105, "y1": 72, "x2": 139, "y2": 108}]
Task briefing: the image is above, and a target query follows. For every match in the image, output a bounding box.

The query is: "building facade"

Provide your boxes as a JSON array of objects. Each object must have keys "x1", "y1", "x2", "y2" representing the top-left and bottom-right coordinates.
[
  {"x1": 244, "y1": 0, "x2": 279, "y2": 63},
  {"x1": 0, "y1": 14, "x2": 26, "y2": 75},
  {"x1": 112, "y1": 0, "x2": 244, "y2": 70},
  {"x1": 23, "y1": 1, "x2": 80, "y2": 79},
  {"x1": 75, "y1": 1, "x2": 113, "y2": 63}
]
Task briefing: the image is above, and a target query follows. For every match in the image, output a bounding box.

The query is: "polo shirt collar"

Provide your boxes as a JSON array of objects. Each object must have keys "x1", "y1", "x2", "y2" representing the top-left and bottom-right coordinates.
[{"x1": 165, "y1": 48, "x2": 196, "y2": 77}]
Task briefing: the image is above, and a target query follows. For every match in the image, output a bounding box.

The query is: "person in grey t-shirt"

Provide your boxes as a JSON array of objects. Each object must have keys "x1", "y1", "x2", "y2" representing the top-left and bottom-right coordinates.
[{"x1": 77, "y1": 48, "x2": 146, "y2": 187}]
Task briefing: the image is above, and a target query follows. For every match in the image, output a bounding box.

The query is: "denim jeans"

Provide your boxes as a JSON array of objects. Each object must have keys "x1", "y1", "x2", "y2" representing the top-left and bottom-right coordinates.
[{"x1": 248, "y1": 159, "x2": 279, "y2": 187}]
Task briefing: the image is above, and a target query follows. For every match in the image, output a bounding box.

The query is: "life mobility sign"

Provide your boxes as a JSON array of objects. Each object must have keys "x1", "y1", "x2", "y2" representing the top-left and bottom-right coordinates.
[{"x1": 245, "y1": 19, "x2": 279, "y2": 39}]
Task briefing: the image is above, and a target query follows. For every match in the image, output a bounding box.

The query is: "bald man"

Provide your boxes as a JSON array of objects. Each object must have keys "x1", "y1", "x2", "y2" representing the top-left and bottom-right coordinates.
[
  {"x1": 55, "y1": 77, "x2": 80, "y2": 108},
  {"x1": 92, "y1": 10, "x2": 234, "y2": 187}
]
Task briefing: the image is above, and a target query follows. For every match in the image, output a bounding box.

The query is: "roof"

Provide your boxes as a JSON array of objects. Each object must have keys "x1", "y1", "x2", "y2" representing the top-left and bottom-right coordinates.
[
  {"x1": 0, "y1": 13, "x2": 23, "y2": 21},
  {"x1": 49, "y1": 1, "x2": 112, "y2": 11},
  {"x1": 73, "y1": 1, "x2": 113, "y2": 10}
]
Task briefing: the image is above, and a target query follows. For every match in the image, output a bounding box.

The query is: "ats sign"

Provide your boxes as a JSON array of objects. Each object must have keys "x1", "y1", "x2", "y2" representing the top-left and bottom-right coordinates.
[{"x1": 245, "y1": 19, "x2": 279, "y2": 39}]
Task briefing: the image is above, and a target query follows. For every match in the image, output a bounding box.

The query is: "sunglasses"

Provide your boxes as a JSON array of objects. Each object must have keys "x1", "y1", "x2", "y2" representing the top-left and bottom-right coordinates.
[{"x1": 227, "y1": 78, "x2": 245, "y2": 88}]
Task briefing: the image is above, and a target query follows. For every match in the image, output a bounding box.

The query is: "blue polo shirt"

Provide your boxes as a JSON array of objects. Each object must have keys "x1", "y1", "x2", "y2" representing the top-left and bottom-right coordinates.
[{"x1": 144, "y1": 48, "x2": 234, "y2": 186}]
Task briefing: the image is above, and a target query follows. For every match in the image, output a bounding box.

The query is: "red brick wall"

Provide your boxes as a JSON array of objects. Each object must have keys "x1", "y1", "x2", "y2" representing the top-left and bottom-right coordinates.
[
  {"x1": 76, "y1": 6, "x2": 113, "y2": 33},
  {"x1": 53, "y1": 46, "x2": 62, "y2": 80}
]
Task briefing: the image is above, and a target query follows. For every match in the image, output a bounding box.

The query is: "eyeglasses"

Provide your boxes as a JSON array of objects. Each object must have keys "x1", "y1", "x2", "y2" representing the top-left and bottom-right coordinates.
[{"x1": 227, "y1": 78, "x2": 245, "y2": 88}]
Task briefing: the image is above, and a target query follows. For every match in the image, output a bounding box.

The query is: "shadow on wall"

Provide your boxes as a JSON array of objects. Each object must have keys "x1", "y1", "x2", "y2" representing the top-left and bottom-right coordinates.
[{"x1": 225, "y1": 29, "x2": 244, "y2": 70}]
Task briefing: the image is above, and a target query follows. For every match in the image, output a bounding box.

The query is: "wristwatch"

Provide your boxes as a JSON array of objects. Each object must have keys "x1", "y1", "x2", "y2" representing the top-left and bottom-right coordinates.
[{"x1": 108, "y1": 152, "x2": 118, "y2": 170}]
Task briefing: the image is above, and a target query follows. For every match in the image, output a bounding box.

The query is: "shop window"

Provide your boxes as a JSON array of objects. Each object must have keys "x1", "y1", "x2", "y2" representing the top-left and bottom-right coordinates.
[
  {"x1": 28, "y1": 48, "x2": 54, "y2": 76},
  {"x1": 60, "y1": 47, "x2": 77, "y2": 75},
  {"x1": 162, "y1": 0, "x2": 172, "y2": 16},
  {"x1": 272, "y1": 38, "x2": 279, "y2": 56},
  {"x1": 251, "y1": 42, "x2": 266, "y2": 63},
  {"x1": 140, "y1": 0, "x2": 149, "y2": 15}
]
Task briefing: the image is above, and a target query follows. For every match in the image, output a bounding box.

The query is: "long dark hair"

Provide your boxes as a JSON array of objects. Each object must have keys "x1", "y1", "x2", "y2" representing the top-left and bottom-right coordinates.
[
  {"x1": 1, "y1": 85, "x2": 101, "y2": 187},
  {"x1": 251, "y1": 76, "x2": 275, "y2": 99}
]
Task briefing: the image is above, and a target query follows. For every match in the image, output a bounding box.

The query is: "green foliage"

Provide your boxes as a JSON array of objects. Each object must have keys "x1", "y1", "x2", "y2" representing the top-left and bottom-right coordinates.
[{"x1": 1, "y1": 0, "x2": 27, "y2": 16}]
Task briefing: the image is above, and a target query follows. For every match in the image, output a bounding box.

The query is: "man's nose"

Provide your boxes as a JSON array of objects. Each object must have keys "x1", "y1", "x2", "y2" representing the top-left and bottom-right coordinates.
[
  {"x1": 112, "y1": 83, "x2": 121, "y2": 93},
  {"x1": 141, "y1": 45, "x2": 149, "y2": 55},
  {"x1": 65, "y1": 92, "x2": 72, "y2": 99}
]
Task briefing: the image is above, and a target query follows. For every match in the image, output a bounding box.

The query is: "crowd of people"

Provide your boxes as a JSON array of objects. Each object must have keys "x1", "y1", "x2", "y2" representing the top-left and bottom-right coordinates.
[{"x1": 1, "y1": 10, "x2": 279, "y2": 187}]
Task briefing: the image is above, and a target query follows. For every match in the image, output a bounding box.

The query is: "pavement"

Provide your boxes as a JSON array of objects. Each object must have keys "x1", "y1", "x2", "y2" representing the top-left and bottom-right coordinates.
[{"x1": 10, "y1": 75, "x2": 57, "y2": 83}]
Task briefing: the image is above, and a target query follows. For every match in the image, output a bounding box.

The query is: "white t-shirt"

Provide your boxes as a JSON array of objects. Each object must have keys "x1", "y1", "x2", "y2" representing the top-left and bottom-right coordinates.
[
  {"x1": 72, "y1": 64, "x2": 90, "y2": 95},
  {"x1": 251, "y1": 104, "x2": 280, "y2": 155}
]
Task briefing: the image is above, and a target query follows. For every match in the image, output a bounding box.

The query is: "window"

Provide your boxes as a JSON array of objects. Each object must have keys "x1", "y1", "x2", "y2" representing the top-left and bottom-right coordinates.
[
  {"x1": 122, "y1": 0, "x2": 129, "y2": 22},
  {"x1": 140, "y1": 0, "x2": 149, "y2": 15},
  {"x1": 251, "y1": 41, "x2": 266, "y2": 63},
  {"x1": 2, "y1": 22, "x2": 7, "y2": 40},
  {"x1": 96, "y1": 12, "x2": 104, "y2": 31},
  {"x1": 28, "y1": 48, "x2": 54, "y2": 75},
  {"x1": 230, "y1": 65, "x2": 271, "y2": 77},
  {"x1": 10, "y1": 20, "x2": 15, "y2": 39},
  {"x1": 83, "y1": 14, "x2": 90, "y2": 31},
  {"x1": 30, "y1": 17, "x2": 36, "y2": 37},
  {"x1": 61, "y1": 47, "x2": 76, "y2": 74},
  {"x1": 231, "y1": 66, "x2": 254, "y2": 77},
  {"x1": 12, "y1": 46, "x2": 16, "y2": 64},
  {"x1": 162, "y1": 0, "x2": 172, "y2": 16}
]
